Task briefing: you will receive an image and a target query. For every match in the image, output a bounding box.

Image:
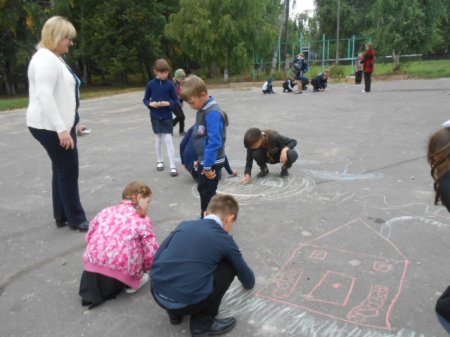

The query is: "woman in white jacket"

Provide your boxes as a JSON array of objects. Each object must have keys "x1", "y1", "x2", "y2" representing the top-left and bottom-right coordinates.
[{"x1": 27, "y1": 16, "x2": 89, "y2": 231}]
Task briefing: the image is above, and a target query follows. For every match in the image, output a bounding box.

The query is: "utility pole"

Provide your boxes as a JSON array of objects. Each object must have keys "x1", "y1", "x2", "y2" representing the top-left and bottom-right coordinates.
[
  {"x1": 283, "y1": 0, "x2": 290, "y2": 71},
  {"x1": 336, "y1": 0, "x2": 340, "y2": 64}
]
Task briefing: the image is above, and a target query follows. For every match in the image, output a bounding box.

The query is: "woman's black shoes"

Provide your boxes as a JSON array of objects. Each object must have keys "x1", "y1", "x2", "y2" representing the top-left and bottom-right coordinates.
[
  {"x1": 56, "y1": 219, "x2": 89, "y2": 231},
  {"x1": 68, "y1": 221, "x2": 90, "y2": 232},
  {"x1": 55, "y1": 219, "x2": 67, "y2": 228}
]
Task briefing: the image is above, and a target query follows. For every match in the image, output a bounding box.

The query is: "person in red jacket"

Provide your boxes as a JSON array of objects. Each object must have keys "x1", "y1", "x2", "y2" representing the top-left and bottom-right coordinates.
[{"x1": 363, "y1": 42, "x2": 376, "y2": 93}]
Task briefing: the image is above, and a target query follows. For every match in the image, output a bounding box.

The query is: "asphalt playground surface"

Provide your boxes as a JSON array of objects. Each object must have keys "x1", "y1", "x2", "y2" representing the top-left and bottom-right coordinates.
[{"x1": 1, "y1": 78, "x2": 450, "y2": 337}]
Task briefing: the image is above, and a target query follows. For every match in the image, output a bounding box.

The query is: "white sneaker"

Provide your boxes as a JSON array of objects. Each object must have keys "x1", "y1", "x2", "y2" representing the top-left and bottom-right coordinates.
[
  {"x1": 126, "y1": 273, "x2": 150, "y2": 294},
  {"x1": 362, "y1": 89, "x2": 366, "y2": 93}
]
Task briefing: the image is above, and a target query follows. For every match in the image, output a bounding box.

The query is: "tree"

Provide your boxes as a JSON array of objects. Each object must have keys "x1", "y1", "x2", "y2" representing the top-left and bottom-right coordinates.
[
  {"x1": 165, "y1": 0, "x2": 281, "y2": 79},
  {"x1": 54, "y1": 0, "x2": 167, "y2": 85},
  {"x1": 0, "y1": 0, "x2": 48, "y2": 95},
  {"x1": 370, "y1": 0, "x2": 448, "y2": 68},
  {"x1": 314, "y1": 0, "x2": 373, "y2": 40}
]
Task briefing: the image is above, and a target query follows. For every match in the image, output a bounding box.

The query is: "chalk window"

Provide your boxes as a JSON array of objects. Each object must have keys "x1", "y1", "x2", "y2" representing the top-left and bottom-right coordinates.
[
  {"x1": 373, "y1": 261, "x2": 392, "y2": 273},
  {"x1": 309, "y1": 250, "x2": 328, "y2": 260}
]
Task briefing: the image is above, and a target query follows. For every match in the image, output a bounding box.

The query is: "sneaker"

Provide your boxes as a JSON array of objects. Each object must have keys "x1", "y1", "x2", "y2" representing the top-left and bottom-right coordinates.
[
  {"x1": 256, "y1": 166, "x2": 269, "y2": 178},
  {"x1": 156, "y1": 162, "x2": 164, "y2": 171},
  {"x1": 280, "y1": 166, "x2": 289, "y2": 177},
  {"x1": 126, "y1": 273, "x2": 149, "y2": 294},
  {"x1": 362, "y1": 89, "x2": 366, "y2": 93},
  {"x1": 170, "y1": 168, "x2": 178, "y2": 177}
]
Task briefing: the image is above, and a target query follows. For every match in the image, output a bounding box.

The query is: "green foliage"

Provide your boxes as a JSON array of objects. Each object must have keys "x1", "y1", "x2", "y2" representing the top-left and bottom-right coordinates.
[
  {"x1": 328, "y1": 64, "x2": 345, "y2": 77},
  {"x1": 313, "y1": 0, "x2": 448, "y2": 67},
  {"x1": 369, "y1": 0, "x2": 447, "y2": 64},
  {"x1": 165, "y1": 0, "x2": 281, "y2": 78},
  {"x1": 314, "y1": 0, "x2": 373, "y2": 39}
]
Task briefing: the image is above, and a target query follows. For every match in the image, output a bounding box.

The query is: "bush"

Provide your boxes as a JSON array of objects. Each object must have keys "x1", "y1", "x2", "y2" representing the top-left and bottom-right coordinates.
[{"x1": 329, "y1": 65, "x2": 346, "y2": 78}]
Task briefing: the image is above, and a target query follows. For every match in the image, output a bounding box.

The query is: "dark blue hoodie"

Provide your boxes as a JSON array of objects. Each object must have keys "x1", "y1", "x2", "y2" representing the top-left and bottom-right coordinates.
[{"x1": 143, "y1": 77, "x2": 178, "y2": 120}]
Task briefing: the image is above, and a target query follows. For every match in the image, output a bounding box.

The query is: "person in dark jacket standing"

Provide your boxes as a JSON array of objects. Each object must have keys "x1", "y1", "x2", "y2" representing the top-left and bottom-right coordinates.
[
  {"x1": 428, "y1": 128, "x2": 450, "y2": 323},
  {"x1": 242, "y1": 128, "x2": 298, "y2": 184},
  {"x1": 363, "y1": 42, "x2": 376, "y2": 93},
  {"x1": 181, "y1": 75, "x2": 227, "y2": 217},
  {"x1": 150, "y1": 194, "x2": 255, "y2": 337},
  {"x1": 172, "y1": 68, "x2": 186, "y2": 135}
]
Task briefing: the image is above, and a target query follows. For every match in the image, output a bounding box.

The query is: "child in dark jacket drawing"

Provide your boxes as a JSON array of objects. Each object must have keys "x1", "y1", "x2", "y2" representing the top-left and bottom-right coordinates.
[
  {"x1": 150, "y1": 194, "x2": 254, "y2": 336},
  {"x1": 312, "y1": 71, "x2": 329, "y2": 92},
  {"x1": 242, "y1": 128, "x2": 298, "y2": 184}
]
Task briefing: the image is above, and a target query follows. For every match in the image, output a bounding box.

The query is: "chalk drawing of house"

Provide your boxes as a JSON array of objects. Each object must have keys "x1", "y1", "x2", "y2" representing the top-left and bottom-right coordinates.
[{"x1": 256, "y1": 218, "x2": 410, "y2": 330}]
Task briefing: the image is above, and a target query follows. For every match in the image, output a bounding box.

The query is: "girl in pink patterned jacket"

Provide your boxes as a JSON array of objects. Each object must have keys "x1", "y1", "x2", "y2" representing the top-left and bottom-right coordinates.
[{"x1": 79, "y1": 181, "x2": 159, "y2": 307}]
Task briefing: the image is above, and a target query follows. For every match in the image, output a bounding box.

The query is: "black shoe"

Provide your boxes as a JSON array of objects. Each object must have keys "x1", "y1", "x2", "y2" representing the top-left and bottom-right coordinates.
[
  {"x1": 280, "y1": 166, "x2": 289, "y2": 177},
  {"x1": 69, "y1": 220, "x2": 90, "y2": 232},
  {"x1": 169, "y1": 314, "x2": 182, "y2": 325},
  {"x1": 191, "y1": 317, "x2": 236, "y2": 337},
  {"x1": 55, "y1": 219, "x2": 67, "y2": 228},
  {"x1": 256, "y1": 166, "x2": 269, "y2": 178}
]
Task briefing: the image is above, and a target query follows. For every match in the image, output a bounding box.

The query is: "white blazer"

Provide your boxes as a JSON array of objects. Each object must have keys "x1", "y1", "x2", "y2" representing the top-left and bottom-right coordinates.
[{"x1": 26, "y1": 48, "x2": 77, "y2": 133}]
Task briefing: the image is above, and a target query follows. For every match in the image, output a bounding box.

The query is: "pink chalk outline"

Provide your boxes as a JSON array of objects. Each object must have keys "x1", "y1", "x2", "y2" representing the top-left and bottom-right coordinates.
[
  {"x1": 272, "y1": 268, "x2": 303, "y2": 299},
  {"x1": 256, "y1": 218, "x2": 410, "y2": 331},
  {"x1": 309, "y1": 249, "x2": 328, "y2": 260},
  {"x1": 307, "y1": 271, "x2": 355, "y2": 306},
  {"x1": 347, "y1": 285, "x2": 389, "y2": 323},
  {"x1": 373, "y1": 261, "x2": 392, "y2": 273}
]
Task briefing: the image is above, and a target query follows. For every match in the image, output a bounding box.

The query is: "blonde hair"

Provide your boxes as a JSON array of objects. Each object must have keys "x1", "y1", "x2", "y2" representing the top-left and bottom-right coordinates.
[
  {"x1": 38, "y1": 16, "x2": 76, "y2": 50},
  {"x1": 181, "y1": 75, "x2": 208, "y2": 101},
  {"x1": 206, "y1": 194, "x2": 239, "y2": 220},
  {"x1": 122, "y1": 181, "x2": 152, "y2": 206}
]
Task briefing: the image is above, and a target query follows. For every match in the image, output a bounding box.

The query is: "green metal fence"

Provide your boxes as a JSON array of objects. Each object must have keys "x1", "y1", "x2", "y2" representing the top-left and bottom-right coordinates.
[{"x1": 253, "y1": 33, "x2": 371, "y2": 79}]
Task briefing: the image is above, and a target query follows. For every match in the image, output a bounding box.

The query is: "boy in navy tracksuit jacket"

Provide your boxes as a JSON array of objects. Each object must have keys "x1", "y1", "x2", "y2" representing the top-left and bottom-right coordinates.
[{"x1": 181, "y1": 75, "x2": 227, "y2": 217}]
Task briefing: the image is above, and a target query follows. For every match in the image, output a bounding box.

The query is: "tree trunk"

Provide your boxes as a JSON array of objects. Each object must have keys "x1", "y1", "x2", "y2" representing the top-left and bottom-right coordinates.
[
  {"x1": 392, "y1": 49, "x2": 401, "y2": 71},
  {"x1": 223, "y1": 68, "x2": 229, "y2": 82},
  {"x1": 210, "y1": 63, "x2": 217, "y2": 78},
  {"x1": 283, "y1": 0, "x2": 290, "y2": 67},
  {"x1": 284, "y1": 53, "x2": 291, "y2": 72},
  {"x1": 1, "y1": 68, "x2": 14, "y2": 95},
  {"x1": 271, "y1": 13, "x2": 285, "y2": 76}
]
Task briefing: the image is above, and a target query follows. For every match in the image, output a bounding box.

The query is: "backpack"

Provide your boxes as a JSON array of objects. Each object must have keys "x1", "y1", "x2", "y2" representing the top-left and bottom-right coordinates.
[{"x1": 301, "y1": 61, "x2": 309, "y2": 73}]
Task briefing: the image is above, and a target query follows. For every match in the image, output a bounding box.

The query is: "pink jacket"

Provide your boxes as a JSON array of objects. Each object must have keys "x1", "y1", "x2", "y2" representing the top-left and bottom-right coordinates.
[{"x1": 83, "y1": 200, "x2": 159, "y2": 289}]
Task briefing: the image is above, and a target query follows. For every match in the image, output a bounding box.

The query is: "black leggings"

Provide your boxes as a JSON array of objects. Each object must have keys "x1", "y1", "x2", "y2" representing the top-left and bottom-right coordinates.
[
  {"x1": 436, "y1": 285, "x2": 450, "y2": 321},
  {"x1": 172, "y1": 104, "x2": 185, "y2": 133},
  {"x1": 152, "y1": 260, "x2": 236, "y2": 332},
  {"x1": 252, "y1": 148, "x2": 298, "y2": 169}
]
